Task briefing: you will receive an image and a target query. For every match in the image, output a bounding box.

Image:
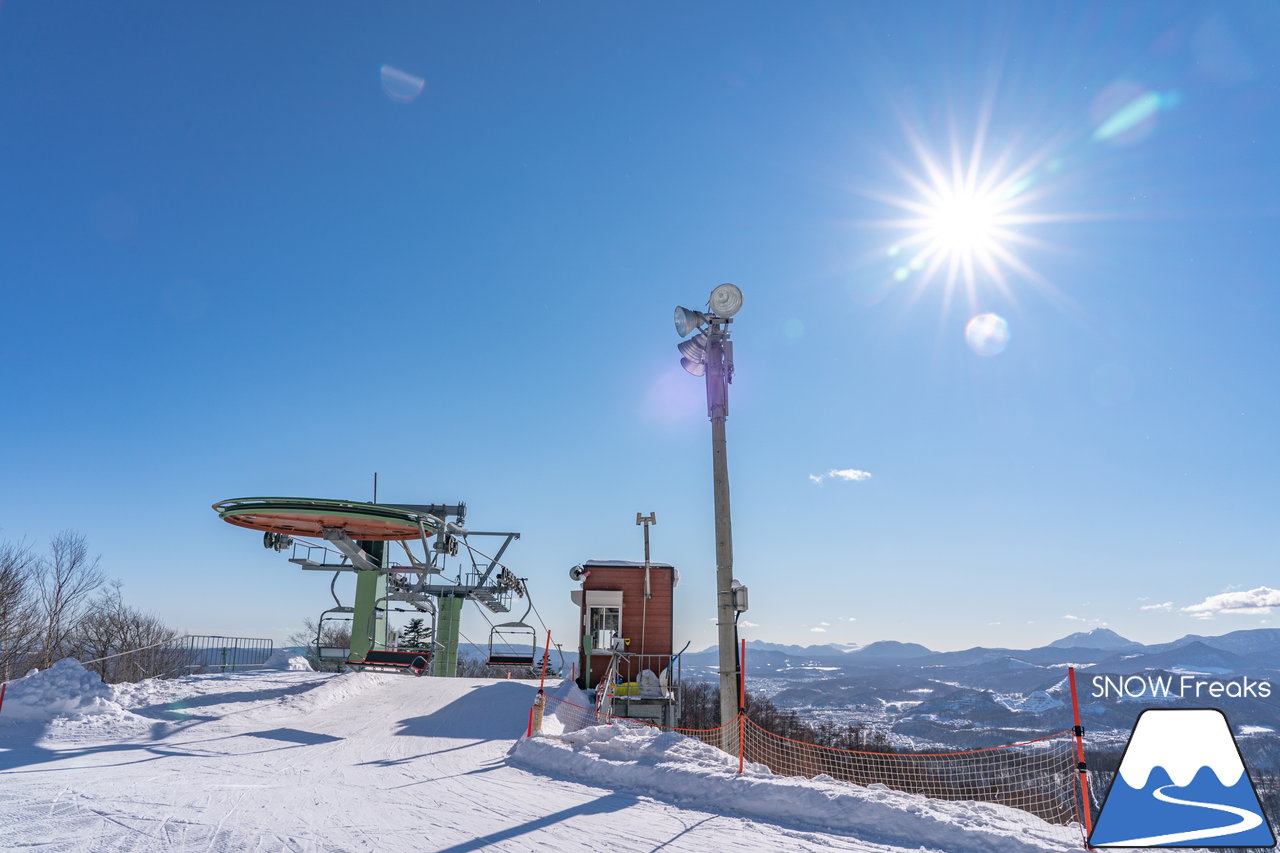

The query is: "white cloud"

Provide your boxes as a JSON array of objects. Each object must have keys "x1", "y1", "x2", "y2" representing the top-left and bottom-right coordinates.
[
  {"x1": 1140, "y1": 601, "x2": 1173, "y2": 612},
  {"x1": 1183, "y1": 587, "x2": 1280, "y2": 617},
  {"x1": 809, "y1": 626, "x2": 827, "y2": 633},
  {"x1": 739, "y1": 620, "x2": 760, "y2": 628},
  {"x1": 1063, "y1": 614, "x2": 1106, "y2": 625},
  {"x1": 809, "y1": 468, "x2": 872, "y2": 485},
  {"x1": 818, "y1": 621, "x2": 830, "y2": 626}
]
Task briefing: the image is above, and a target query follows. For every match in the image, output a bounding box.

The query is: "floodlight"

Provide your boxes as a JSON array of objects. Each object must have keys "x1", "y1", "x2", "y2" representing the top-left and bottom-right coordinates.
[
  {"x1": 677, "y1": 332, "x2": 708, "y2": 363},
  {"x1": 680, "y1": 357, "x2": 706, "y2": 376},
  {"x1": 708, "y1": 283, "x2": 743, "y2": 318},
  {"x1": 675, "y1": 305, "x2": 709, "y2": 337}
]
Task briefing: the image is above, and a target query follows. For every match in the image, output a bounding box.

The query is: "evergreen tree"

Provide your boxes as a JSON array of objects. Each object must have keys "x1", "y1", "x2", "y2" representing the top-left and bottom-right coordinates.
[{"x1": 400, "y1": 618, "x2": 429, "y2": 651}]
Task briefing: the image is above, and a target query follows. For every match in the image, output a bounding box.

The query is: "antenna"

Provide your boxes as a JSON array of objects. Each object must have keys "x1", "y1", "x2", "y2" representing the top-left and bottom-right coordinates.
[
  {"x1": 373, "y1": 472, "x2": 378, "y2": 503},
  {"x1": 635, "y1": 512, "x2": 657, "y2": 568},
  {"x1": 636, "y1": 511, "x2": 657, "y2": 657}
]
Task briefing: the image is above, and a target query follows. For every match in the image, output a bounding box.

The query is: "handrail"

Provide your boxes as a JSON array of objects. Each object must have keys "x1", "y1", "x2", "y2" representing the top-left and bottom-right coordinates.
[{"x1": 3, "y1": 634, "x2": 275, "y2": 685}]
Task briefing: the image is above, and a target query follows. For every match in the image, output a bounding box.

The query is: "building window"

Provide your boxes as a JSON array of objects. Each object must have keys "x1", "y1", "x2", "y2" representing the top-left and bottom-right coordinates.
[{"x1": 588, "y1": 605, "x2": 621, "y2": 653}]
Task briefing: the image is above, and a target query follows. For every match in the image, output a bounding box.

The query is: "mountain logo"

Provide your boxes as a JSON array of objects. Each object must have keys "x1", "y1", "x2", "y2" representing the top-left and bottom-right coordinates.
[{"x1": 1090, "y1": 708, "x2": 1275, "y2": 848}]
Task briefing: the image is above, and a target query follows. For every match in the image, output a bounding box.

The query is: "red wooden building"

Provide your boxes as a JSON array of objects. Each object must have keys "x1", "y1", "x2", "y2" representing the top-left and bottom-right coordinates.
[{"x1": 569, "y1": 559, "x2": 678, "y2": 690}]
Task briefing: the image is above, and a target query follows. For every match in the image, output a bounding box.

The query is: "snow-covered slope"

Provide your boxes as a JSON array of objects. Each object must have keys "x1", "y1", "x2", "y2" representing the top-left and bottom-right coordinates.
[{"x1": 0, "y1": 664, "x2": 1080, "y2": 852}]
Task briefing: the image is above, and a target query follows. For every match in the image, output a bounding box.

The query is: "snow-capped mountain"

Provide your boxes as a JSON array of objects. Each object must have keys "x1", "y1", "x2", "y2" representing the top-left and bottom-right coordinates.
[{"x1": 1046, "y1": 627, "x2": 1143, "y2": 651}]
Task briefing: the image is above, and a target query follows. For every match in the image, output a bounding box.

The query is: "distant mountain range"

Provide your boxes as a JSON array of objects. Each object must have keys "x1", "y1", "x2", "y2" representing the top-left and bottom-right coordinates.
[
  {"x1": 682, "y1": 627, "x2": 1280, "y2": 749},
  {"x1": 696, "y1": 625, "x2": 1280, "y2": 671}
]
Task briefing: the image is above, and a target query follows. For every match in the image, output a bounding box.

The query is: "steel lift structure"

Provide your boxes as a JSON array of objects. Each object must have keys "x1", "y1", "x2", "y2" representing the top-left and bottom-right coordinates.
[{"x1": 213, "y1": 496, "x2": 526, "y2": 676}]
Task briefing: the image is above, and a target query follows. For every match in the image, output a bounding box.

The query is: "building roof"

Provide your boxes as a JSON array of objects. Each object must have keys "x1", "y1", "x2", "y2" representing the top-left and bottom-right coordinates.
[{"x1": 579, "y1": 559, "x2": 676, "y2": 569}]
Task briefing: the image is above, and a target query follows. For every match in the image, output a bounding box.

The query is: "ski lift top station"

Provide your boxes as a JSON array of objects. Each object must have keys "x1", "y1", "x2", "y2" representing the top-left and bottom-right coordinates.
[
  {"x1": 213, "y1": 496, "x2": 535, "y2": 676},
  {"x1": 213, "y1": 495, "x2": 693, "y2": 726}
]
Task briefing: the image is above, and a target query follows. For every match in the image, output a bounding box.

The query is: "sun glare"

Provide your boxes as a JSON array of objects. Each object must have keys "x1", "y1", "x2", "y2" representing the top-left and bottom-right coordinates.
[
  {"x1": 928, "y1": 189, "x2": 1000, "y2": 256},
  {"x1": 867, "y1": 119, "x2": 1069, "y2": 314}
]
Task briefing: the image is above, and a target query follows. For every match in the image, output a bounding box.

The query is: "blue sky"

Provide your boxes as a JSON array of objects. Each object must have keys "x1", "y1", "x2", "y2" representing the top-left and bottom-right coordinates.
[{"x1": 1, "y1": 2, "x2": 1276, "y2": 653}]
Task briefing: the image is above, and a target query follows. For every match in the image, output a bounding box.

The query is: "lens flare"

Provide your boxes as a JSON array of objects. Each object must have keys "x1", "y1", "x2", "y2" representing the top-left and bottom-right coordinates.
[
  {"x1": 380, "y1": 65, "x2": 426, "y2": 103},
  {"x1": 965, "y1": 313, "x2": 1010, "y2": 356},
  {"x1": 1090, "y1": 81, "x2": 1180, "y2": 146}
]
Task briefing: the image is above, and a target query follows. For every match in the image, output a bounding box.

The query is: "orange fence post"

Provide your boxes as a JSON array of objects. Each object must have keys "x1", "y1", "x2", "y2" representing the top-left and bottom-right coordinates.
[
  {"x1": 0, "y1": 682, "x2": 6, "y2": 717},
  {"x1": 538, "y1": 630, "x2": 551, "y2": 691},
  {"x1": 524, "y1": 630, "x2": 553, "y2": 738},
  {"x1": 1068, "y1": 667, "x2": 1094, "y2": 845}
]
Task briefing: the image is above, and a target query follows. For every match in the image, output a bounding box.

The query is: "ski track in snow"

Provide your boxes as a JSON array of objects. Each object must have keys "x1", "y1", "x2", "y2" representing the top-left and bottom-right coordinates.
[{"x1": 1, "y1": 669, "x2": 1080, "y2": 852}]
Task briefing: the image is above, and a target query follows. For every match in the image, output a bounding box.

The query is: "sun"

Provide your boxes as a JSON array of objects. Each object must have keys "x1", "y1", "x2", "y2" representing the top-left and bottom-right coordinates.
[
  {"x1": 870, "y1": 121, "x2": 1064, "y2": 313},
  {"x1": 928, "y1": 188, "x2": 999, "y2": 256}
]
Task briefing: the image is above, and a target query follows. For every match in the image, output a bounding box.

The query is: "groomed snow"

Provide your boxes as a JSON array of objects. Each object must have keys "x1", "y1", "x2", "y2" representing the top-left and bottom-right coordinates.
[{"x1": 1, "y1": 669, "x2": 1082, "y2": 852}]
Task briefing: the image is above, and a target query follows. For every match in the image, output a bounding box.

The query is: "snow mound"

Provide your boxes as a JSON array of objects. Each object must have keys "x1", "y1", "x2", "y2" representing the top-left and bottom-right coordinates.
[
  {"x1": 261, "y1": 647, "x2": 315, "y2": 671},
  {"x1": 271, "y1": 670, "x2": 384, "y2": 715},
  {"x1": 0, "y1": 658, "x2": 124, "y2": 722},
  {"x1": 541, "y1": 678, "x2": 596, "y2": 735},
  {"x1": 510, "y1": 724, "x2": 1079, "y2": 853}
]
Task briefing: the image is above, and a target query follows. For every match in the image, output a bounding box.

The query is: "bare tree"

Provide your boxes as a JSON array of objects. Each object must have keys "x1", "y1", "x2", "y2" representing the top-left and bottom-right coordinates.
[
  {"x1": 72, "y1": 582, "x2": 185, "y2": 683},
  {"x1": 37, "y1": 531, "x2": 105, "y2": 669},
  {"x1": 0, "y1": 540, "x2": 39, "y2": 680}
]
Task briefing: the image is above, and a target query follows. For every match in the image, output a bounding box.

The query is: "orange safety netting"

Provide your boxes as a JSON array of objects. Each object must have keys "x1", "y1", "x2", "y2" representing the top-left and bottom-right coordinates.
[
  {"x1": 536, "y1": 693, "x2": 1083, "y2": 826},
  {"x1": 742, "y1": 718, "x2": 1080, "y2": 825}
]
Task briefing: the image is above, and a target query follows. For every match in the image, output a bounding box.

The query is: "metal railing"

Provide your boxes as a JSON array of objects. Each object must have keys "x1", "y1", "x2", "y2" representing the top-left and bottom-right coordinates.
[
  {"x1": 74, "y1": 634, "x2": 274, "y2": 683},
  {"x1": 181, "y1": 635, "x2": 273, "y2": 672},
  {"x1": 595, "y1": 651, "x2": 682, "y2": 727}
]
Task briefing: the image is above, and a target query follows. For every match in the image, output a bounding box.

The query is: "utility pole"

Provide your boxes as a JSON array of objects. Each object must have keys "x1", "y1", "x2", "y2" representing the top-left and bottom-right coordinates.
[
  {"x1": 673, "y1": 283, "x2": 744, "y2": 737},
  {"x1": 705, "y1": 322, "x2": 739, "y2": 735},
  {"x1": 636, "y1": 512, "x2": 656, "y2": 656}
]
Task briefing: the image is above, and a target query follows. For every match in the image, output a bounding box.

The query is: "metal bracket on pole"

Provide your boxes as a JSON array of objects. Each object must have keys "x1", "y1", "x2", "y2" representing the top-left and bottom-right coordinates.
[
  {"x1": 322, "y1": 528, "x2": 382, "y2": 572},
  {"x1": 705, "y1": 323, "x2": 730, "y2": 420},
  {"x1": 471, "y1": 532, "x2": 520, "y2": 586}
]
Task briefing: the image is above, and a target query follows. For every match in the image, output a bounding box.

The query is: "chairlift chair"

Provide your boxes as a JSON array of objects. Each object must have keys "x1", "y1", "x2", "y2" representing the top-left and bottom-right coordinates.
[
  {"x1": 315, "y1": 572, "x2": 354, "y2": 661},
  {"x1": 315, "y1": 605, "x2": 354, "y2": 661},
  {"x1": 487, "y1": 598, "x2": 537, "y2": 667}
]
